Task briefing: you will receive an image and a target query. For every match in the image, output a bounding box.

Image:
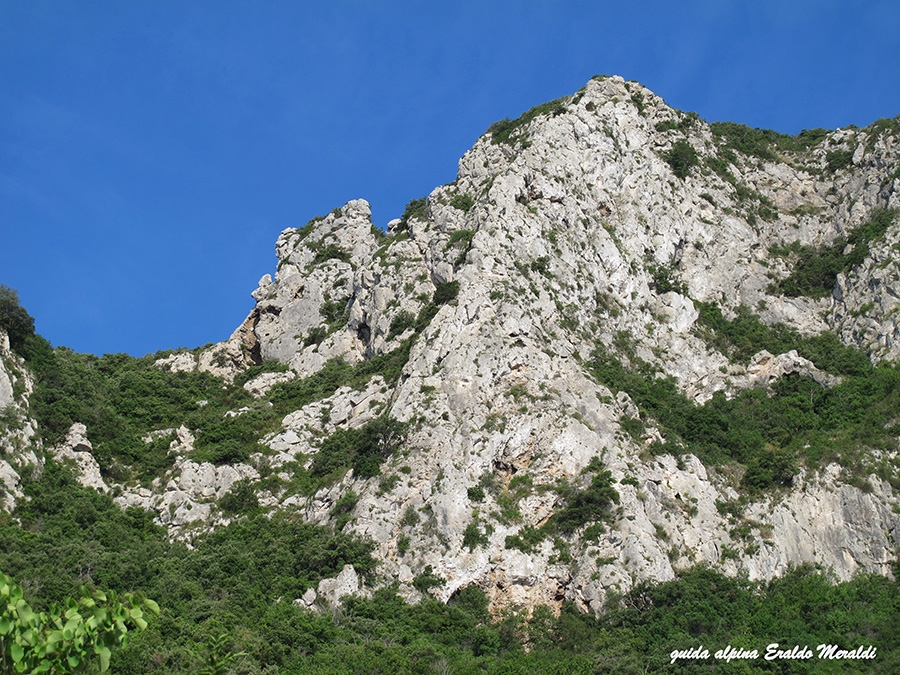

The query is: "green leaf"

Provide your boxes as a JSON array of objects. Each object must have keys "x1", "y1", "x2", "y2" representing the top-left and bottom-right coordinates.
[
  {"x1": 14, "y1": 599, "x2": 35, "y2": 625},
  {"x1": 143, "y1": 598, "x2": 160, "y2": 614},
  {"x1": 98, "y1": 646, "x2": 111, "y2": 672},
  {"x1": 10, "y1": 642, "x2": 24, "y2": 663},
  {"x1": 20, "y1": 628, "x2": 36, "y2": 646},
  {"x1": 0, "y1": 617, "x2": 11, "y2": 635}
]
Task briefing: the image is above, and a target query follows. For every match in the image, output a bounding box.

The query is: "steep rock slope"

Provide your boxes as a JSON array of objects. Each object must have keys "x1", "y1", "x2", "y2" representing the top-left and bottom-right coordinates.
[
  {"x1": 10, "y1": 76, "x2": 900, "y2": 615},
  {"x1": 192, "y1": 76, "x2": 899, "y2": 613}
]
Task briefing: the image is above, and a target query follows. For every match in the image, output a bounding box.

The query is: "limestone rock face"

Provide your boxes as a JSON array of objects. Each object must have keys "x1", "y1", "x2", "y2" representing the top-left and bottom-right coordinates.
[
  {"x1": 744, "y1": 349, "x2": 842, "y2": 389},
  {"x1": 50, "y1": 423, "x2": 108, "y2": 493},
  {"x1": 316, "y1": 564, "x2": 367, "y2": 607},
  {"x1": 113, "y1": 426, "x2": 259, "y2": 536},
  {"x1": 0, "y1": 330, "x2": 41, "y2": 511},
  {"x1": 180, "y1": 76, "x2": 900, "y2": 615},
  {"x1": 27, "y1": 77, "x2": 900, "y2": 615}
]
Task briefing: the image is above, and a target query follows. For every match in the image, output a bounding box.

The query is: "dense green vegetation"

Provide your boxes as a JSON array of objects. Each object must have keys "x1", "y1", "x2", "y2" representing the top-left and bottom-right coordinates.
[
  {"x1": 309, "y1": 415, "x2": 408, "y2": 481},
  {"x1": 0, "y1": 464, "x2": 377, "y2": 673},
  {"x1": 710, "y1": 122, "x2": 828, "y2": 163},
  {"x1": 504, "y1": 467, "x2": 620, "y2": 554},
  {"x1": 694, "y1": 302, "x2": 871, "y2": 375},
  {"x1": 18, "y1": 339, "x2": 262, "y2": 478},
  {"x1": 488, "y1": 97, "x2": 567, "y2": 146},
  {"x1": 2, "y1": 468, "x2": 898, "y2": 673},
  {"x1": 590, "y1": 305, "x2": 900, "y2": 491},
  {"x1": 448, "y1": 193, "x2": 474, "y2": 213},
  {"x1": 769, "y1": 208, "x2": 896, "y2": 298}
]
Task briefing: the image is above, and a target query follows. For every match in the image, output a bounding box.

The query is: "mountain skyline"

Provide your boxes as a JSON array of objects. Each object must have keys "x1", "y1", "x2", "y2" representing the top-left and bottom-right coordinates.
[{"x1": 3, "y1": 0, "x2": 900, "y2": 357}]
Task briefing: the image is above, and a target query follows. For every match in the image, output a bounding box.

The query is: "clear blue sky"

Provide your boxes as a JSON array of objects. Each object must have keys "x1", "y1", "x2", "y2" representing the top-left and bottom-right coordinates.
[{"x1": 3, "y1": 1, "x2": 899, "y2": 357}]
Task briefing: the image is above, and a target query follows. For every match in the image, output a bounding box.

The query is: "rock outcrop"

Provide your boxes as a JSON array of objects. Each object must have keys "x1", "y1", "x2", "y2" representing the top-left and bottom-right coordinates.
[
  {"x1": 50, "y1": 423, "x2": 108, "y2": 493},
  {"x1": 113, "y1": 426, "x2": 259, "y2": 536}
]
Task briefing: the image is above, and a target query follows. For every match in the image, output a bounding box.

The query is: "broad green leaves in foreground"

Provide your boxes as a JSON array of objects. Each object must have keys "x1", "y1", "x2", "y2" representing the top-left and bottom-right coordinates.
[{"x1": 0, "y1": 570, "x2": 157, "y2": 674}]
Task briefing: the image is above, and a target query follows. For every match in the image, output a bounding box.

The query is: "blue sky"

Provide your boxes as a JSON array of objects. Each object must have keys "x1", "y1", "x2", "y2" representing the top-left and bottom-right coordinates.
[{"x1": 3, "y1": 1, "x2": 899, "y2": 357}]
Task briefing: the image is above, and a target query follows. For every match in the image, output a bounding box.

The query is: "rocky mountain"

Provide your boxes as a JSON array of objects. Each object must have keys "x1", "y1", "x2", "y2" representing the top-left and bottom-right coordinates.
[{"x1": 3, "y1": 75, "x2": 900, "y2": 617}]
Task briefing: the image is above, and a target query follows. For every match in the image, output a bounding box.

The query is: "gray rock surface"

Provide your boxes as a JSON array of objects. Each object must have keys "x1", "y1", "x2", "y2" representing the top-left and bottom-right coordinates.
[{"x1": 50, "y1": 423, "x2": 108, "y2": 493}]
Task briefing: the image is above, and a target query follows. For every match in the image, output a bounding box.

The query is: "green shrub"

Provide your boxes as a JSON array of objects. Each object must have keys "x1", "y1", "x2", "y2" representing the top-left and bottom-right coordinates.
[
  {"x1": 432, "y1": 280, "x2": 460, "y2": 306},
  {"x1": 462, "y1": 522, "x2": 489, "y2": 551},
  {"x1": 412, "y1": 565, "x2": 444, "y2": 594},
  {"x1": 303, "y1": 325, "x2": 328, "y2": 347},
  {"x1": 629, "y1": 91, "x2": 645, "y2": 115},
  {"x1": 552, "y1": 471, "x2": 620, "y2": 534},
  {"x1": 269, "y1": 338, "x2": 413, "y2": 416},
  {"x1": 320, "y1": 295, "x2": 350, "y2": 325},
  {"x1": 664, "y1": 140, "x2": 699, "y2": 179},
  {"x1": 694, "y1": 301, "x2": 871, "y2": 376},
  {"x1": 648, "y1": 263, "x2": 687, "y2": 294},
  {"x1": 388, "y1": 310, "x2": 416, "y2": 339},
  {"x1": 296, "y1": 214, "x2": 326, "y2": 240},
  {"x1": 447, "y1": 229, "x2": 476, "y2": 247},
  {"x1": 826, "y1": 148, "x2": 854, "y2": 172},
  {"x1": 467, "y1": 485, "x2": 485, "y2": 502},
  {"x1": 0, "y1": 285, "x2": 35, "y2": 355},
  {"x1": 311, "y1": 243, "x2": 351, "y2": 265},
  {"x1": 400, "y1": 197, "x2": 429, "y2": 226},
  {"x1": 530, "y1": 256, "x2": 551, "y2": 277},
  {"x1": 654, "y1": 119, "x2": 679, "y2": 133},
  {"x1": 309, "y1": 415, "x2": 408, "y2": 482},
  {"x1": 450, "y1": 194, "x2": 475, "y2": 212},
  {"x1": 504, "y1": 525, "x2": 545, "y2": 553},
  {"x1": 331, "y1": 490, "x2": 358, "y2": 530},
  {"x1": 232, "y1": 359, "x2": 289, "y2": 387},
  {"x1": 219, "y1": 478, "x2": 260, "y2": 515},
  {"x1": 488, "y1": 98, "x2": 567, "y2": 146},
  {"x1": 710, "y1": 121, "x2": 830, "y2": 164}
]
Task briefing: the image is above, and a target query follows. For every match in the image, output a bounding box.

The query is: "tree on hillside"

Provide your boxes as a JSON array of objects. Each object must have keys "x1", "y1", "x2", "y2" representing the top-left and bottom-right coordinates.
[{"x1": 0, "y1": 286, "x2": 35, "y2": 355}]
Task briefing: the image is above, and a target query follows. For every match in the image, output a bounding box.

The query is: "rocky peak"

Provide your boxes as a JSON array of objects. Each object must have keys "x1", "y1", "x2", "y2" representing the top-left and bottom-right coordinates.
[
  {"x1": 7, "y1": 76, "x2": 900, "y2": 617},
  {"x1": 167, "y1": 75, "x2": 896, "y2": 613}
]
